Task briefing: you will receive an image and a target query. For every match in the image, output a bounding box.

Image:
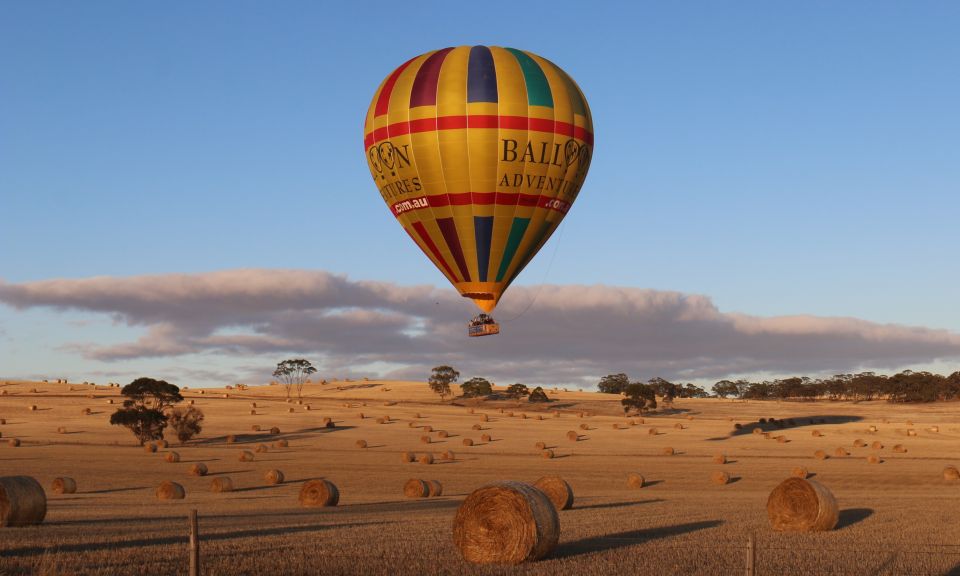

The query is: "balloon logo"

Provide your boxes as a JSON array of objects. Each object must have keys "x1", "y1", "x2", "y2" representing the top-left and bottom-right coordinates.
[{"x1": 363, "y1": 46, "x2": 593, "y2": 317}]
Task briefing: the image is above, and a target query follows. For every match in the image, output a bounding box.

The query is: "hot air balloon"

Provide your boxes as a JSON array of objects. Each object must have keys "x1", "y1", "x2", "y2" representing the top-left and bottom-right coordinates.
[{"x1": 363, "y1": 46, "x2": 593, "y2": 336}]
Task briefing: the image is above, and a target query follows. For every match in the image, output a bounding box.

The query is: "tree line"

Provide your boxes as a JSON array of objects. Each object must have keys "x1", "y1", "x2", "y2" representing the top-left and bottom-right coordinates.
[{"x1": 711, "y1": 370, "x2": 960, "y2": 403}]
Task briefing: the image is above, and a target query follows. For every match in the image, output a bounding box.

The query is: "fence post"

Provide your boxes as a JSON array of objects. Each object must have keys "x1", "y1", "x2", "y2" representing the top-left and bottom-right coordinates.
[
  {"x1": 746, "y1": 533, "x2": 755, "y2": 576},
  {"x1": 189, "y1": 509, "x2": 200, "y2": 576}
]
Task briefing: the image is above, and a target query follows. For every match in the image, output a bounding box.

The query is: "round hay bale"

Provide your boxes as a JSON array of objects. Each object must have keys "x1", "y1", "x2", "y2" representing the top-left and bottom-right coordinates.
[
  {"x1": 462, "y1": 438, "x2": 474, "y2": 446},
  {"x1": 0, "y1": 476, "x2": 46, "y2": 526},
  {"x1": 792, "y1": 466, "x2": 809, "y2": 479},
  {"x1": 906, "y1": 420, "x2": 913, "y2": 426},
  {"x1": 265, "y1": 469, "x2": 285, "y2": 485},
  {"x1": 437, "y1": 430, "x2": 448, "y2": 439},
  {"x1": 711, "y1": 471, "x2": 730, "y2": 485},
  {"x1": 763, "y1": 433, "x2": 771, "y2": 440},
  {"x1": 189, "y1": 463, "x2": 208, "y2": 477},
  {"x1": 533, "y1": 476, "x2": 573, "y2": 510},
  {"x1": 907, "y1": 429, "x2": 918, "y2": 437},
  {"x1": 269, "y1": 427, "x2": 280, "y2": 435},
  {"x1": 480, "y1": 414, "x2": 489, "y2": 422},
  {"x1": 355, "y1": 439, "x2": 367, "y2": 449},
  {"x1": 930, "y1": 426, "x2": 940, "y2": 433},
  {"x1": 210, "y1": 477, "x2": 234, "y2": 492},
  {"x1": 322, "y1": 417, "x2": 334, "y2": 428},
  {"x1": 662, "y1": 447, "x2": 675, "y2": 456},
  {"x1": 383, "y1": 415, "x2": 392, "y2": 422},
  {"x1": 776, "y1": 436, "x2": 787, "y2": 444},
  {"x1": 734, "y1": 423, "x2": 743, "y2": 430},
  {"x1": 273, "y1": 439, "x2": 288, "y2": 448},
  {"x1": 376, "y1": 418, "x2": 386, "y2": 424},
  {"x1": 578, "y1": 423, "x2": 589, "y2": 431},
  {"x1": 422, "y1": 425, "x2": 433, "y2": 433},
  {"x1": 427, "y1": 480, "x2": 443, "y2": 497},
  {"x1": 158, "y1": 440, "x2": 168, "y2": 448},
  {"x1": 943, "y1": 466, "x2": 960, "y2": 480},
  {"x1": 249, "y1": 410, "x2": 257, "y2": 416},
  {"x1": 507, "y1": 412, "x2": 514, "y2": 417},
  {"x1": 871, "y1": 441, "x2": 883, "y2": 450},
  {"x1": 107, "y1": 399, "x2": 114, "y2": 404},
  {"x1": 156, "y1": 481, "x2": 185, "y2": 501},
  {"x1": 752, "y1": 428, "x2": 762, "y2": 435},
  {"x1": 814, "y1": 450, "x2": 828, "y2": 460},
  {"x1": 566, "y1": 431, "x2": 578, "y2": 442},
  {"x1": 287, "y1": 407, "x2": 294, "y2": 413},
  {"x1": 471, "y1": 424, "x2": 482, "y2": 431},
  {"x1": 51, "y1": 477, "x2": 77, "y2": 495},
  {"x1": 626, "y1": 473, "x2": 645, "y2": 488},
  {"x1": 453, "y1": 481, "x2": 559, "y2": 564},
  {"x1": 713, "y1": 453, "x2": 727, "y2": 465},
  {"x1": 441, "y1": 450, "x2": 455, "y2": 461},
  {"x1": 299, "y1": 479, "x2": 339, "y2": 507},
  {"x1": 418, "y1": 453, "x2": 434, "y2": 465},
  {"x1": 674, "y1": 423, "x2": 683, "y2": 430},
  {"x1": 82, "y1": 408, "x2": 91, "y2": 415},
  {"x1": 238, "y1": 450, "x2": 255, "y2": 462},
  {"x1": 648, "y1": 427, "x2": 658, "y2": 436},
  {"x1": 5, "y1": 438, "x2": 16, "y2": 448},
  {"x1": 853, "y1": 439, "x2": 866, "y2": 448},
  {"x1": 144, "y1": 443, "x2": 157, "y2": 453},
  {"x1": 255, "y1": 444, "x2": 269, "y2": 453},
  {"x1": 893, "y1": 444, "x2": 907, "y2": 453},
  {"x1": 541, "y1": 449, "x2": 554, "y2": 459},
  {"x1": 833, "y1": 447, "x2": 848, "y2": 457},
  {"x1": 357, "y1": 412, "x2": 365, "y2": 419},
  {"x1": 867, "y1": 454, "x2": 881, "y2": 464},
  {"x1": 766, "y1": 477, "x2": 838, "y2": 532},
  {"x1": 401, "y1": 451, "x2": 415, "y2": 463},
  {"x1": 420, "y1": 435, "x2": 431, "y2": 444},
  {"x1": 29, "y1": 405, "x2": 37, "y2": 411},
  {"x1": 165, "y1": 451, "x2": 180, "y2": 463},
  {"x1": 56, "y1": 427, "x2": 66, "y2": 434},
  {"x1": 535, "y1": 441, "x2": 546, "y2": 450},
  {"x1": 868, "y1": 425, "x2": 877, "y2": 432},
  {"x1": 0, "y1": 418, "x2": 5, "y2": 425},
  {"x1": 225, "y1": 435, "x2": 236, "y2": 444},
  {"x1": 250, "y1": 402, "x2": 257, "y2": 408},
  {"x1": 404, "y1": 478, "x2": 429, "y2": 498}
]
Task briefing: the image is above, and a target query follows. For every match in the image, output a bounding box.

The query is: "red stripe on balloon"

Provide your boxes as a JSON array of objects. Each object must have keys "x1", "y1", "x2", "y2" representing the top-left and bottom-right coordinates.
[
  {"x1": 392, "y1": 194, "x2": 569, "y2": 217},
  {"x1": 411, "y1": 221, "x2": 459, "y2": 282},
  {"x1": 374, "y1": 57, "x2": 417, "y2": 118},
  {"x1": 363, "y1": 114, "x2": 593, "y2": 149}
]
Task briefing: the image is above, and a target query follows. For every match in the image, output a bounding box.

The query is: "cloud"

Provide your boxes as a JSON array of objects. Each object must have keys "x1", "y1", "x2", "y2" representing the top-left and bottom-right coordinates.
[{"x1": 2, "y1": 269, "x2": 959, "y2": 386}]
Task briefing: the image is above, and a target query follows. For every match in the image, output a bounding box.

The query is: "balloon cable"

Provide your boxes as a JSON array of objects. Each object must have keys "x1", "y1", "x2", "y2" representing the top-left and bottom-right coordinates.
[{"x1": 499, "y1": 220, "x2": 566, "y2": 324}]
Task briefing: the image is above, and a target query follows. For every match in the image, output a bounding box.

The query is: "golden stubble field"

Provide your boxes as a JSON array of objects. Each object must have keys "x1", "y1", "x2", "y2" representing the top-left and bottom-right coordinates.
[{"x1": 2, "y1": 378, "x2": 960, "y2": 576}]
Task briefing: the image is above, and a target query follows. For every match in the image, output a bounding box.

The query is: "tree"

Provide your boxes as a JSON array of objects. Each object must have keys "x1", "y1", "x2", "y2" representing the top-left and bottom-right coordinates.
[
  {"x1": 273, "y1": 359, "x2": 317, "y2": 401},
  {"x1": 428, "y1": 365, "x2": 459, "y2": 400},
  {"x1": 168, "y1": 406, "x2": 205, "y2": 444},
  {"x1": 109, "y1": 377, "x2": 184, "y2": 444},
  {"x1": 712, "y1": 380, "x2": 738, "y2": 398},
  {"x1": 598, "y1": 373, "x2": 629, "y2": 394},
  {"x1": 460, "y1": 377, "x2": 493, "y2": 398},
  {"x1": 506, "y1": 383, "x2": 530, "y2": 399},
  {"x1": 110, "y1": 406, "x2": 168, "y2": 445},
  {"x1": 528, "y1": 386, "x2": 549, "y2": 402},
  {"x1": 621, "y1": 383, "x2": 657, "y2": 414}
]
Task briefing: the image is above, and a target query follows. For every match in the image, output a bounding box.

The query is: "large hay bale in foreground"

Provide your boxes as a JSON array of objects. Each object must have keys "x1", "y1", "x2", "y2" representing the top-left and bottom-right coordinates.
[
  {"x1": 627, "y1": 473, "x2": 645, "y2": 488},
  {"x1": 453, "y1": 481, "x2": 559, "y2": 565},
  {"x1": 265, "y1": 469, "x2": 284, "y2": 485},
  {"x1": 156, "y1": 481, "x2": 185, "y2": 501},
  {"x1": 404, "y1": 478, "x2": 429, "y2": 498},
  {"x1": 766, "y1": 477, "x2": 838, "y2": 532},
  {"x1": 165, "y1": 451, "x2": 180, "y2": 463},
  {"x1": 51, "y1": 477, "x2": 77, "y2": 494},
  {"x1": 189, "y1": 463, "x2": 208, "y2": 476},
  {"x1": 299, "y1": 479, "x2": 339, "y2": 507},
  {"x1": 943, "y1": 466, "x2": 960, "y2": 480},
  {"x1": 711, "y1": 471, "x2": 730, "y2": 485},
  {"x1": 0, "y1": 476, "x2": 47, "y2": 526},
  {"x1": 210, "y1": 477, "x2": 234, "y2": 492},
  {"x1": 427, "y1": 480, "x2": 443, "y2": 497},
  {"x1": 533, "y1": 476, "x2": 573, "y2": 510}
]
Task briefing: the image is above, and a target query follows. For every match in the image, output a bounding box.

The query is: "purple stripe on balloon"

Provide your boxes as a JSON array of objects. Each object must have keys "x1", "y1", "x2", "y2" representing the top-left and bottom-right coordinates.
[{"x1": 409, "y1": 47, "x2": 454, "y2": 108}]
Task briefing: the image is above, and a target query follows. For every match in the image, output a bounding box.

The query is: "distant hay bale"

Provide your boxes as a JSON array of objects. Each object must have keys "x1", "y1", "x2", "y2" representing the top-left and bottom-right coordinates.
[
  {"x1": 264, "y1": 469, "x2": 285, "y2": 485},
  {"x1": 662, "y1": 447, "x2": 675, "y2": 456},
  {"x1": 907, "y1": 429, "x2": 917, "y2": 437},
  {"x1": 481, "y1": 434, "x2": 492, "y2": 442},
  {"x1": 867, "y1": 454, "x2": 881, "y2": 464},
  {"x1": 893, "y1": 444, "x2": 907, "y2": 453},
  {"x1": 943, "y1": 466, "x2": 960, "y2": 480},
  {"x1": 711, "y1": 471, "x2": 730, "y2": 485},
  {"x1": 776, "y1": 436, "x2": 788, "y2": 444},
  {"x1": 57, "y1": 426, "x2": 66, "y2": 434},
  {"x1": 507, "y1": 412, "x2": 514, "y2": 417},
  {"x1": 322, "y1": 417, "x2": 334, "y2": 428},
  {"x1": 734, "y1": 423, "x2": 743, "y2": 430},
  {"x1": 868, "y1": 425, "x2": 877, "y2": 432},
  {"x1": 871, "y1": 441, "x2": 883, "y2": 450},
  {"x1": 853, "y1": 439, "x2": 866, "y2": 448},
  {"x1": 226, "y1": 435, "x2": 236, "y2": 444},
  {"x1": 437, "y1": 430, "x2": 448, "y2": 438},
  {"x1": 269, "y1": 427, "x2": 280, "y2": 435},
  {"x1": 156, "y1": 481, "x2": 186, "y2": 501},
  {"x1": 107, "y1": 399, "x2": 114, "y2": 404},
  {"x1": 752, "y1": 428, "x2": 762, "y2": 435},
  {"x1": 238, "y1": 450, "x2": 255, "y2": 462},
  {"x1": 535, "y1": 441, "x2": 546, "y2": 450},
  {"x1": 419, "y1": 453, "x2": 434, "y2": 465},
  {"x1": 686, "y1": 415, "x2": 694, "y2": 421},
  {"x1": 250, "y1": 402, "x2": 257, "y2": 408},
  {"x1": 427, "y1": 480, "x2": 444, "y2": 497},
  {"x1": 210, "y1": 477, "x2": 234, "y2": 492},
  {"x1": 814, "y1": 450, "x2": 828, "y2": 460},
  {"x1": 299, "y1": 479, "x2": 339, "y2": 507},
  {"x1": 648, "y1": 427, "x2": 658, "y2": 436},
  {"x1": 422, "y1": 425, "x2": 433, "y2": 433},
  {"x1": 566, "y1": 431, "x2": 578, "y2": 442},
  {"x1": 762, "y1": 433, "x2": 771, "y2": 440},
  {"x1": 578, "y1": 412, "x2": 585, "y2": 418},
  {"x1": 420, "y1": 435, "x2": 431, "y2": 444},
  {"x1": 255, "y1": 443, "x2": 269, "y2": 453},
  {"x1": 472, "y1": 424, "x2": 483, "y2": 430},
  {"x1": 811, "y1": 430, "x2": 823, "y2": 437},
  {"x1": 713, "y1": 453, "x2": 726, "y2": 464},
  {"x1": 533, "y1": 476, "x2": 573, "y2": 510},
  {"x1": 578, "y1": 423, "x2": 589, "y2": 431},
  {"x1": 189, "y1": 463, "x2": 208, "y2": 476},
  {"x1": 82, "y1": 408, "x2": 91, "y2": 415},
  {"x1": 480, "y1": 414, "x2": 489, "y2": 422},
  {"x1": 766, "y1": 477, "x2": 838, "y2": 532},
  {"x1": 29, "y1": 405, "x2": 37, "y2": 411},
  {"x1": 287, "y1": 407, "x2": 294, "y2": 413},
  {"x1": 273, "y1": 439, "x2": 288, "y2": 448},
  {"x1": 357, "y1": 412, "x2": 365, "y2": 419},
  {"x1": 51, "y1": 477, "x2": 77, "y2": 494},
  {"x1": 441, "y1": 450, "x2": 455, "y2": 461},
  {"x1": 541, "y1": 449, "x2": 554, "y2": 459},
  {"x1": 453, "y1": 481, "x2": 559, "y2": 565},
  {"x1": 0, "y1": 476, "x2": 47, "y2": 526},
  {"x1": 906, "y1": 420, "x2": 913, "y2": 426},
  {"x1": 408, "y1": 421, "x2": 417, "y2": 428},
  {"x1": 463, "y1": 438, "x2": 474, "y2": 446},
  {"x1": 401, "y1": 451, "x2": 415, "y2": 463},
  {"x1": 249, "y1": 410, "x2": 256, "y2": 416},
  {"x1": 251, "y1": 425, "x2": 260, "y2": 431},
  {"x1": 356, "y1": 439, "x2": 367, "y2": 449},
  {"x1": 376, "y1": 418, "x2": 386, "y2": 425},
  {"x1": 404, "y1": 478, "x2": 429, "y2": 498},
  {"x1": 144, "y1": 443, "x2": 157, "y2": 453},
  {"x1": 834, "y1": 447, "x2": 848, "y2": 457},
  {"x1": 0, "y1": 418, "x2": 4, "y2": 425},
  {"x1": 792, "y1": 466, "x2": 809, "y2": 479},
  {"x1": 759, "y1": 418, "x2": 767, "y2": 424},
  {"x1": 930, "y1": 426, "x2": 940, "y2": 433},
  {"x1": 674, "y1": 423, "x2": 683, "y2": 430},
  {"x1": 627, "y1": 473, "x2": 645, "y2": 488},
  {"x1": 165, "y1": 451, "x2": 180, "y2": 463}
]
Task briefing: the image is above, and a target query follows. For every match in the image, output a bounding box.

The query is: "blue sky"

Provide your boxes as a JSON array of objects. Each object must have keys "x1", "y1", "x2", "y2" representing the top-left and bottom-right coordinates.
[{"x1": 2, "y1": 1, "x2": 959, "y2": 388}]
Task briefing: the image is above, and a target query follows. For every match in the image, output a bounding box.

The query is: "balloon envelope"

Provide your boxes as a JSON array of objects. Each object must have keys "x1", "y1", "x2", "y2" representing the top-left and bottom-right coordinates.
[{"x1": 364, "y1": 46, "x2": 593, "y2": 313}]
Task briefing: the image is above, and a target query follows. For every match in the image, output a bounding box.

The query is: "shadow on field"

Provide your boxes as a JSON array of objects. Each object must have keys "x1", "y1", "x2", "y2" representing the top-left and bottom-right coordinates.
[
  {"x1": 556, "y1": 519, "x2": 723, "y2": 558},
  {"x1": 576, "y1": 498, "x2": 665, "y2": 511},
  {"x1": 712, "y1": 415, "x2": 864, "y2": 440},
  {"x1": 83, "y1": 486, "x2": 148, "y2": 494},
  {"x1": 836, "y1": 508, "x2": 873, "y2": 529}
]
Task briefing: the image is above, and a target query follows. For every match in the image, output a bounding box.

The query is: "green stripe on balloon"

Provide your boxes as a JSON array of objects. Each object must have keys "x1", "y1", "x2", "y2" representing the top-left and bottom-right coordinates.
[
  {"x1": 506, "y1": 48, "x2": 553, "y2": 108},
  {"x1": 496, "y1": 217, "x2": 531, "y2": 282}
]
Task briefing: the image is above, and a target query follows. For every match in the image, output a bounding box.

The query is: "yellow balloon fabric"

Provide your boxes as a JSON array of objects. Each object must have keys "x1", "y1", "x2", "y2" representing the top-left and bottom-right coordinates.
[{"x1": 364, "y1": 46, "x2": 593, "y2": 313}]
